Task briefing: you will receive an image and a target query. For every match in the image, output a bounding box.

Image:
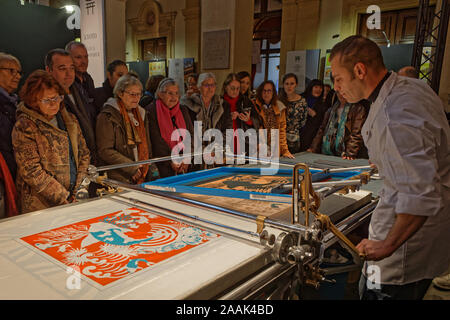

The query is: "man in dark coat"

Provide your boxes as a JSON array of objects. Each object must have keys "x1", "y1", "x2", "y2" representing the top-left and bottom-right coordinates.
[
  {"x1": 0, "y1": 52, "x2": 22, "y2": 180},
  {"x1": 45, "y1": 49, "x2": 97, "y2": 166},
  {"x1": 94, "y1": 60, "x2": 128, "y2": 112},
  {"x1": 66, "y1": 41, "x2": 98, "y2": 116}
]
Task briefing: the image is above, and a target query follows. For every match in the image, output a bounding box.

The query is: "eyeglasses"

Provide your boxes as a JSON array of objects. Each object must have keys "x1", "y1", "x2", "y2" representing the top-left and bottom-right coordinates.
[
  {"x1": 202, "y1": 84, "x2": 216, "y2": 89},
  {"x1": 0, "y1": 68, "x2": 22, "y2": 77},
  {"x1": 124, "y1": 91, "x2": 142, "y2": 98},
  {"x1": 40, "y1": 95, "x2": 63, "y2": 105},
  {"x1": 263, "y1": 89, "x2": 273, "y2": 93},
  {"x1": 162, "y1": 91, "x2": 180, "y2": 97},
  {"x1": 228, "y1": 86, "x2": 240, "y2": 91}
]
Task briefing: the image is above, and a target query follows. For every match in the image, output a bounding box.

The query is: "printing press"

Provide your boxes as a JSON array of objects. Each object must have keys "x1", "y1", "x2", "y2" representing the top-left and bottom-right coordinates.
[{"x1": 0, "y1": 152, "x2": 381, "y2": 300}]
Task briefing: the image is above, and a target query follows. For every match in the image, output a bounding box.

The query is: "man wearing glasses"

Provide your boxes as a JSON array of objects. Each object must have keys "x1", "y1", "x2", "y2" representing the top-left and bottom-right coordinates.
[
  {"x1": 0, "y1": 53, "x2": 21, "y2": 218},
  {"x1": 0, "y1": 52, "x2": 22, "y2": 181}
]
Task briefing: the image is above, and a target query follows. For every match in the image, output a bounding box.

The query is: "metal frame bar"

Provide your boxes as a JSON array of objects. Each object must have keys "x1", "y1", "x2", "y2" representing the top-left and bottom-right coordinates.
[{"x1": 412, "y1": 0, "x2": 450, "y2": 93}]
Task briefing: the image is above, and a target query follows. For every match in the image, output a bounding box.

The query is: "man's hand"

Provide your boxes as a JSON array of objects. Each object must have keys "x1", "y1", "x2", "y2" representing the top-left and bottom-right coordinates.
[
  {"x1": 231, "y1": 111, "x2": 239, "y2": 121},
  {"x1": 356, "y1": 239, "x2": 396, "y2": 261},
  {"x1": 132, "y1": 166, "x2": 143, "y2": 183},
  {"x1": 357, "y1": 214, "x2": 428, "y2": 261}
]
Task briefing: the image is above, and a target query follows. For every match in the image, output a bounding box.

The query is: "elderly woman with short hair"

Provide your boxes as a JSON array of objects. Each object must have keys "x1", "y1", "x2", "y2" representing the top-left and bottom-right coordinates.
[
  {"x1": 181, "y1": 73, "x2": 232, "y2": 136},
  {"x1": 147, "y1": 78, "x2": 194, "y2": 178},
  {"x1": 181, "y1": 73, "x2": 232, "y2": 165},
  {"x1": 96, "y1": 74, "x2": 159, "y2": 184},
  {"x1": 12, "y1": 70, "x2": 90, "y2": 214}
]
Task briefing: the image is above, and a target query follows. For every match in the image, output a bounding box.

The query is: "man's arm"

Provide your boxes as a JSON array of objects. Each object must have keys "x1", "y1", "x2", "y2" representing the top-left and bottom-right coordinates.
[{"x1": 356, "y1": 213, "x2": 427, "y2": 261}]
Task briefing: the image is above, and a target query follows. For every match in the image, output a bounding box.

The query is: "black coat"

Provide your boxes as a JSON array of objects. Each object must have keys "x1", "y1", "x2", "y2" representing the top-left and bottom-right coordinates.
[
  {"x1": 147, "y1": 102, "x2": 195, "y2": 178},
  {"x1": 0, "y1": 89, "x2": 18, "y2": 179},
  {"x1": 94, "y1": 80, "x2": 114, "y2": 113},
  {"x1": 299, "y1": 96, "x2": 330, "y2": 151},
  {"x1": 64, "y1": 84, "x2": 98, "y2": 165},
  {"x1": 221, "y1": 94, "x2": 261, "y2": 131}
]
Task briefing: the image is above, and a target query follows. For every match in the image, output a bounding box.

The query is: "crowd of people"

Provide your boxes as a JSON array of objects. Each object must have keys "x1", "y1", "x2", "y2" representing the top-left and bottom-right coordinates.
[
  {"x1": 0, "y1": 40, "x2": 422, "y2": 217},
  {"x1": 0, "y1": 35, "x2": 449, "y2": 299}
]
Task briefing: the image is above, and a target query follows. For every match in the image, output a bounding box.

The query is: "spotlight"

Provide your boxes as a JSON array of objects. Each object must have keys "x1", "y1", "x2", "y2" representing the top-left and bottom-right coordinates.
[{"x1": 64, "y1": 5, "x2": 74, "y2": 13}]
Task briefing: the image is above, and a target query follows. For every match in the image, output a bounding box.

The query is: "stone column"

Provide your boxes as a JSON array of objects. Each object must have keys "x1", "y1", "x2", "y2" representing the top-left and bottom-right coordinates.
[
  {"x1": 182, "y1": 0, "x2": 201, "y2": 66},
  {"x1": 233, "y1": 0, "x2": 254, "y2": 74},
  {"x1": 105, "y1": 0, "x2": 127, "y2": 64}
]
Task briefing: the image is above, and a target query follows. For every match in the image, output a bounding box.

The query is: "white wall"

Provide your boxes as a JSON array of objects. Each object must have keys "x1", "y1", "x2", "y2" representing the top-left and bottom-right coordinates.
[{"x1": 317, "y1": 0, "x2": 343, "y2": 60}]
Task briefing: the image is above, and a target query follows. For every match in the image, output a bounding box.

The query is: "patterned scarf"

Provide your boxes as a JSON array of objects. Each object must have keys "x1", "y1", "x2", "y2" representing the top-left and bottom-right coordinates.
[
  {"x1": 321, "y1": 102, "x2": 351, "y2": 156},
  {"x1": 118, "y1": 99, "x2": 149, "y2": 183}
]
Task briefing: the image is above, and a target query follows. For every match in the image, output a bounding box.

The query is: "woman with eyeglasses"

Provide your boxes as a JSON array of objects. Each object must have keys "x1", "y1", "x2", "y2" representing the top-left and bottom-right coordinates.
[
  {"x1": 221, "y1": 73, "x2": 259, "y2": 156},
  {"x1": 96, "y1": 74, "x2": 159, "y2": 184},
  {"x1": 253, "y1": 80, "x2": 294, "y2": 159},
  {"x1": 147, "y1": 78, "x2": 194, "y2": 178},
  {"x1": 11, "y1": 70, "x2": 90, "y2": 214},
  {"x1": 181, "y1": 73, "x2": 232, "y2": 166}
]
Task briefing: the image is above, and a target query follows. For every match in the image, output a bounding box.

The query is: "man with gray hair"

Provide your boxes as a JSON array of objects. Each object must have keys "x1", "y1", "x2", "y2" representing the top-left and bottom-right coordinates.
[{"x1": 65, "y1": 41, "x2": 97, "y2": 114}]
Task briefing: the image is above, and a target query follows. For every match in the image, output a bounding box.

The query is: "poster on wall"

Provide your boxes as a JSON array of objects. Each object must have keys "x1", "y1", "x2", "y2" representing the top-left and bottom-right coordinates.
[
  {"x1": 324, "y1": 50, "x2": 332, "y2": 83},
  {"x1": 184, "y1": 58, "x2": 195, "y2": 80},
  {"x1": 149, "y1": 60, "x2": 166, "y2": 77},
  {"x1": 80, "y1": 0, "x2": 106, "y2": 87},
  {"x1": 286, "y1": 51, "x2": 307, "y2": 93},
  {"x1": 168, "y1": 58, "x2": 185, "y2": 95}
]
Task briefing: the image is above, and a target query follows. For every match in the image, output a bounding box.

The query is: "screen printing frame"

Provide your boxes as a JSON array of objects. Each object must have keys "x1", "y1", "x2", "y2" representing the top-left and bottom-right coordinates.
[{"x1": 141, "y1": 167, "x2": 364, "y2": 204}]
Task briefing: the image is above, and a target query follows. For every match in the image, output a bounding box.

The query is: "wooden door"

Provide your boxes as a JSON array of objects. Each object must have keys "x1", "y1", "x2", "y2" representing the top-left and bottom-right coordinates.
[
  {"x1": 359, "y1": 11, "x2": 397, "y2": 46},
  {"x1": 358, "y1": 7, "x2": 437, "y2": 45}
]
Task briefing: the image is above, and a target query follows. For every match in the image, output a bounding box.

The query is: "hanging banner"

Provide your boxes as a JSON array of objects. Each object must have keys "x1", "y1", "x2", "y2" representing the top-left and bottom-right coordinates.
[
  {"x1": 286, "y1": 50, "x2": 306, "y2": 93},
  {"x1": 168, "y1": 58, "x2": 185, "y2": 95},
  {"x1": 80, "y1": 0, "x2": 106, "y2": 87},
  {"x1": 324, "y1": 50, "x2": 332, "y2": 83}
]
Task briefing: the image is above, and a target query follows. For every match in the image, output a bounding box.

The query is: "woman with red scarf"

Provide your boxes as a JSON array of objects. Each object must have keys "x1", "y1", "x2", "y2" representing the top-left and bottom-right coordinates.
[
  {"x1": 147, "y1": 78, "x2": 194, "y2": 178},
  {"x1": 221, "y1": 73, "x2": 259, "y2": 156}
]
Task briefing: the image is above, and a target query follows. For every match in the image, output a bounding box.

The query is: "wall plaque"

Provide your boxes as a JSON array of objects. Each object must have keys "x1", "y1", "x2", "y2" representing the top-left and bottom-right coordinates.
[{"x1": 202, "y1": 29, "x2": 231, "y2": 70}]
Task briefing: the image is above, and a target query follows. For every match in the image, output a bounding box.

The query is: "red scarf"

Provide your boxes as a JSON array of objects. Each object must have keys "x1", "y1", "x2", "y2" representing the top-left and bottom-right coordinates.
[
  {"x1": 0, "y1": 152, "x2": 18, "y2": 217},
  {"x1": 156, "y1": 99, "x2": 187, "y2": 155},
  {"x1": 224, "y1": 94, "x2": 241, "y2": 154}
]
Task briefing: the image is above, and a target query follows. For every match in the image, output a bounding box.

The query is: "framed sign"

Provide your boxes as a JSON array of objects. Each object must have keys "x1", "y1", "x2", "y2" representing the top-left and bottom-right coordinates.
[{"x1": 202, "y1": 29, "x2": 231, "y2": 70}]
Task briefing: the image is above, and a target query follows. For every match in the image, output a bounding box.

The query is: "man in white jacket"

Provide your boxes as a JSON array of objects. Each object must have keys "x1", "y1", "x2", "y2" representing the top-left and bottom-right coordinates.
[{"x1": 330, "y1": 35, "x2": 450, "y2": 300}]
